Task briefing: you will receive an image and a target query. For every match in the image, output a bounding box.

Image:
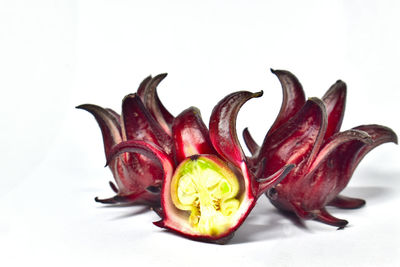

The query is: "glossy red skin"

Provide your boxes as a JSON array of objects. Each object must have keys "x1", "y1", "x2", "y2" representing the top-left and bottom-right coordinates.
[
  {"x1": 172, "y1": 107, "x2": 216, "y2": 163},
  {"x1": 245, "y1": 69, "x2": 398, "y2": 227},
  {"x1": 265, "y1": 69, "x2": 306, "y2": 139},
  {"x1": 121, "y1": 93, "x2": 173, "y2": 155},
  {"x1": 137, "y1": 73, "x2": 174, "y2": 135},
  {"x1": 77, "y1": 75, "x2": 174, "y2": 205},
  {"x1": 152, "y1": 91, "x2": 293, "y2": 243},
  {"x1": 78, "y1": 69, "x2": 396, "y2": 241},
  {"x1": 322, "y1": 80, "x2": 346, "y2": 140},
  {"x1": 79, "y1": 76, "x2": 294, "y2": 243}
]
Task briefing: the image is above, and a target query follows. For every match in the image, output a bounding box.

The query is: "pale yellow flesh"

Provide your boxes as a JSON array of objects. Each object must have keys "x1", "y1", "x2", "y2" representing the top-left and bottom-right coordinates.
[{"x1": 171, "y1": 156, "x2": 240, "y2": 236}]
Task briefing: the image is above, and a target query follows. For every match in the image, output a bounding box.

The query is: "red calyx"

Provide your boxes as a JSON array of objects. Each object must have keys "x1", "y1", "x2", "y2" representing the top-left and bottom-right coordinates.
[
  {"x1": 244, "y1": 69, "x2": 398, "y2": 228},
  {"x1": 77, "y1": 74, "x2": 174, "y2": 205}
]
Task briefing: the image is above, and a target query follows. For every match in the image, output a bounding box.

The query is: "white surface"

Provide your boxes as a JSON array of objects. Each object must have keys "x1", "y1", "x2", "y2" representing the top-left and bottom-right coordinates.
[{"x1": 1, "y1": 1, "x2": 399, "y2": 266}]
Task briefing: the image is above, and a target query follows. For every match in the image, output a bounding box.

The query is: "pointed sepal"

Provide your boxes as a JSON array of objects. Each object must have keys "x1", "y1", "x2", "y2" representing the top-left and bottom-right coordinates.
[
  {"x1": 258, "y1": 98, "x2": 327, "y2": 178},
  {"x1": 76, "y1": 104, "x2": 122, "y2": 158},
  {"x1": 266, "y1": 69, "x2": 306, "y2": 138},
  {"x1": 322, "y1": 80, "x2": 347, "y2": 140},
  {"x1": 209, "y1": 91, "x2": 263, "y2": 169},
  {"x1": 137, "y1": 73, "x2": 174, "y2": 135},
  {"x1": 242, "y1": 127, "x2": 260, "y2": 156},
  {"x1": 172, "y1": 107, "x2": 216, "y2": 162},
  {"x1": 121, "y1": 93, "x2": 173, "y2": 155}
]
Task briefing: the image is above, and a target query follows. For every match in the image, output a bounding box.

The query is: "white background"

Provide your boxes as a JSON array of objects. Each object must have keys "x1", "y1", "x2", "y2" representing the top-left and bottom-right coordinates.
[{"x1": 1, "y1": 0, "x2": 399, "y2": 266}]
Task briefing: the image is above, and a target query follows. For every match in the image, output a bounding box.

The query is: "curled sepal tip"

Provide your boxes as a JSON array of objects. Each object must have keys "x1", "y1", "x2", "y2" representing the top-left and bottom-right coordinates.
[
  {"x1": 94, "y1": 192, "x2": 146, "y2": 204},
  {"x1": 76, "y1": 104, "x2": 122, "y2": 158},
  {"x1": 322, "y1": 80, "x2": 347, "y2": 140},
  {"x1": 258, "y1": 97, "x2": 327, "y2": 178},
  {"x1": 314, "y1": 208, "x2": 348, "y2": 228},
  {"x1": 121, "y1": 93, "x2": 173, "y2": 155},
  {"x1": 267, "y1": 69, "x2": 306, "y2": 137},
  {"x1": 138, "y1": 73, "x2": 174, "y2": 135},
  {"x1": 308, "y1": 129, "x2": 373, "y2": 173},
  {"x1": 209, "y1": 91, "x2": 263, "y2": 169},
  {"x1": 351, "y1": 125, "x2": 398, "y2": 170}
]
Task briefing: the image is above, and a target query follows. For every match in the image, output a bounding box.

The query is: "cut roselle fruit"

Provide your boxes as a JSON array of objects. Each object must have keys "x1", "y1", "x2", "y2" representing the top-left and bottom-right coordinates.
[
  {"x1": 77, "y1": 74, "x2": 174, "y2": 205},
  {"x1": 243, "y1": 69, "x2": 398, "y2": 228},
  {"x1": 107, "y1": 91, "x2": 294, "y2": 243},
  {"x1": 170, "y1": 155, "x2": 240, "y2": 236},
  {"x1": 78, "y1": 69, "x2": 397, "y2": 243}
]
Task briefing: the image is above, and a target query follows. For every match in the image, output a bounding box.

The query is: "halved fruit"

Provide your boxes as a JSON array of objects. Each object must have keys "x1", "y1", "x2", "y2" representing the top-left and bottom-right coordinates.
[
  {"x1": 153, "y1": 90, "x2": 294, "y2": 243},
  {"x1": 170, "y1": 155, "x2": 240, "y2": 236}
]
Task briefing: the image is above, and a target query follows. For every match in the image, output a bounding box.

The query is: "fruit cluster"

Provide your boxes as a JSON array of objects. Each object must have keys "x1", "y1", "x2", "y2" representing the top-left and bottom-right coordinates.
[{"x1": 77, "y1": 69, "x2": 397, "y2": 244}]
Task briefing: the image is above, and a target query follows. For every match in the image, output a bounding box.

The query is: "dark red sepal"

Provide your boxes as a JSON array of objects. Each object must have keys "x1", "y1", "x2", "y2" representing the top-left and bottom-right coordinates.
[
  {"x1": 209, "y1": 90, "x2": 263, "y2": 169},
  {"x1": 121, "y1": 93, "x2": 173, "y2": 155},
  {"x1": 76, "y1": 104, "x2": 122, "y2": 158},
  {"x1": 258, "y1": 97, "x2": 327, "y2": 178},
  {"x1": 137, "y1": 74, "x2": 174, "y2": 135},
  {"x1": 322, "y1": 80, "x2": 346, "y2": 140},
  {"x1": 328, "y1": 195, "x2": 366, "y2": 209},
  {"x1": 314, "y1": 208, "x2": 348, "y2": 228},
  {"x1": 172, "y1": 106, "x2": 216, "y2": 162},
  {"x1": 242, "y1": 127, "x2": 260, "y2": 156},
  {"x1": 266, "y1": 69, "x2": 306, "y2": 138}
]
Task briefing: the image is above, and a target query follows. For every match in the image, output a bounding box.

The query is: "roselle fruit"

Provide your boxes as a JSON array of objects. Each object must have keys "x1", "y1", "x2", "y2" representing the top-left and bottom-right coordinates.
[
  {"x1": 107, "y1": 90, "x2": 294, "y2": 243},
  {"x1": 77, "y1": 74, "x2": 174, "y2": 205},
  {"x1": 78, "y1": 69, "x2": 397, "y2": 244},
  {"x1": 243, "y1": 69, "x2": 398, "y2": 227}
]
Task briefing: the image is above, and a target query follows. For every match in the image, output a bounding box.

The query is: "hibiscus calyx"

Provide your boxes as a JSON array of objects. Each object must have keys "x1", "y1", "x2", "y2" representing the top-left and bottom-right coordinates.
[
  {"x1": 244, "y1": 69, "x2": 398, "y2": 228},
  {"x1": 78, "y1": 69, "x2": 397, "y2": 243}
]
